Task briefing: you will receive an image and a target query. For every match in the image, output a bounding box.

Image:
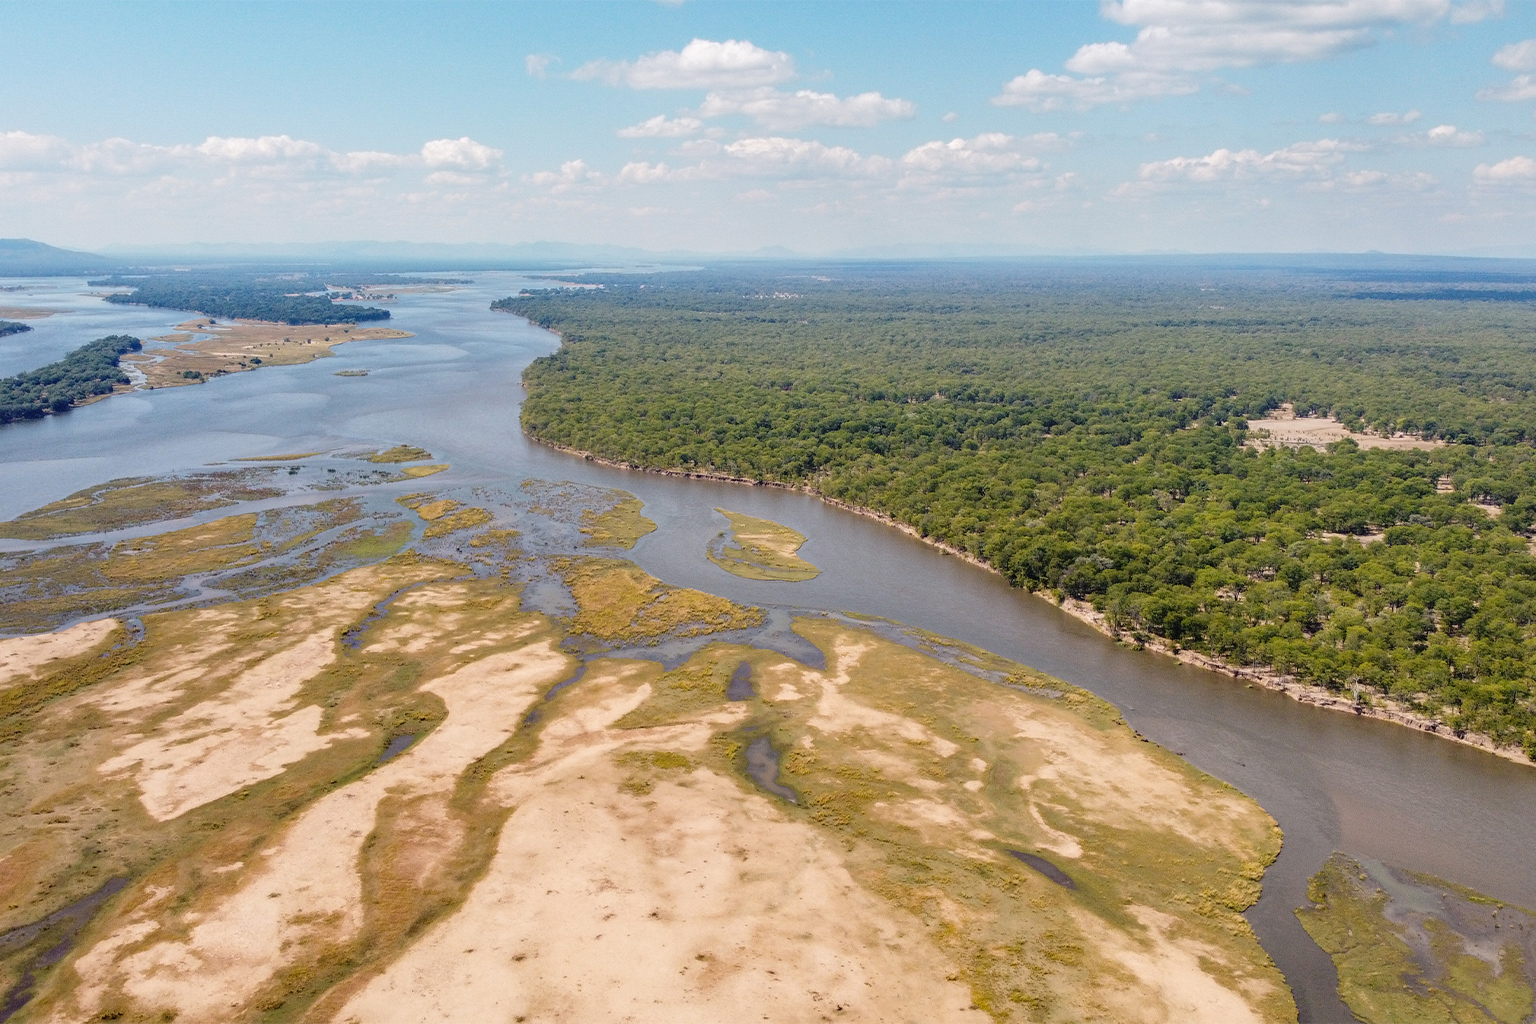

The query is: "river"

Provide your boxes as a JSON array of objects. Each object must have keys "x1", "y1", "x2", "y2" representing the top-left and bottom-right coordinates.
[{"x1": 5, "y1": 271, "x2": 1535, "y2": 1023}]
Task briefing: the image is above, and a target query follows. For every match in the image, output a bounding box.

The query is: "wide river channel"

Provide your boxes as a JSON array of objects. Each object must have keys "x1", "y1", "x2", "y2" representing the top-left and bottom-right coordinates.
[{"x1": 5, "y1": 272, "x2": 1536, "y2": 1023}]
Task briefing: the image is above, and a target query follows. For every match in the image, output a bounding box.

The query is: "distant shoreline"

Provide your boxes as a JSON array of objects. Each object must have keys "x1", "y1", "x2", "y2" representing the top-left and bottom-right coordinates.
[{"x1": 526, "y1": 432, "x2": 1532, "y2": 768}]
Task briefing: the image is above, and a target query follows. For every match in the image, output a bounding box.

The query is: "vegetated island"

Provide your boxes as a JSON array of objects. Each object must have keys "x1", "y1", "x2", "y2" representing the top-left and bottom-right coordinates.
[
  {"x1": 708, "y1": 507, "x2": 821, "y2": 581},
  {"x1": 508, "y1": 265, "x2": 1536, "y2": 764},
  {"x1": 0, "y1": 319, "x2": 33, "y2": 338},
  {"x1": 95, "y1": 274, "x2": 390, "y2": 324},
  {"x1": 0, "y1": 471, "x2": 1294, "y2": 1023},
  {"x1": 123, "y1": 319, "x2": 411, "y2": 389},
  {"x1": 0, "y1": 334, "x2": 141, "y2": 424}
]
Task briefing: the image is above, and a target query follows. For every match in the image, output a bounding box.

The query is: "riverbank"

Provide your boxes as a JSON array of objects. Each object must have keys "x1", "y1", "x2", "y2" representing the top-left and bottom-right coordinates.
[{"x1": 528, "y1": 435, "x2": 1534, "y2": 769}]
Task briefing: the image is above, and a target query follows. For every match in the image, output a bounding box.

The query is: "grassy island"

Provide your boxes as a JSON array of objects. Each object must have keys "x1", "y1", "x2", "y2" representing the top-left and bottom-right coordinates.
[
  {"x1": 707, "y1": 507, "x2": 820, "y2": 581},
  {"x1": 510, "y1": 266, "x2": 1536, "y2": 760}
]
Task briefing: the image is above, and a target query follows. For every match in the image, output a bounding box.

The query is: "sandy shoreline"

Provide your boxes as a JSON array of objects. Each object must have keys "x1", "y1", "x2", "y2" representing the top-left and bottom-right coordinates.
[{"x1": 528, "y1": 435, "x2": 1532, "y2": 769}]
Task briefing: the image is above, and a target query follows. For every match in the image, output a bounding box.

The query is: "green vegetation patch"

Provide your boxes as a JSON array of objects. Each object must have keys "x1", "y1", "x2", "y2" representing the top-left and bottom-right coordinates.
[
  {"x1": 0, "y1": 334, "x2": 141, "y2": 425},
  {"x1": 0, "y1": 472, "x2": 283, "y2": 540},
  {"x1": 559, "y1": 557, "x2": 763, "y2": 644},
  {"x1": 1299, "y1": 853, "x2": 1536, "y2": 1024},
  {"x1": 707, "y1": 507, "x2": 819, "y2": 581},
  {"x1": 368, "y1": 445, "x2": 433, "y2": 464},
  {"x1": 101, "y1": 278, "x2": 389, "y2": 324},
  {"x1": 0, "y1": 320, "x2": 32, "y2": 338},
  {"x1": 513, "y1": 269, "x2": 1536, "y2": 756},
  {"x1": 579, "y1": 496, "x2": 657, "y2": 549}
]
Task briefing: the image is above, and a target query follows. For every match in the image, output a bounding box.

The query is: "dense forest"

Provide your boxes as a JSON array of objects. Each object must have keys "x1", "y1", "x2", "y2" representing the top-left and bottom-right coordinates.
[
  {"x1": 509, "y1": 264, "x2": 1536, "y2": 757},
  {"x1": 96, "y1": 274, "x2": 389, "y2": 324},
  {"x1": 0, "y1": 334, "x2": 141, "y2": 424},
  {"x1": 0, "y1": 320, "x2": 32, "y2": 338}
]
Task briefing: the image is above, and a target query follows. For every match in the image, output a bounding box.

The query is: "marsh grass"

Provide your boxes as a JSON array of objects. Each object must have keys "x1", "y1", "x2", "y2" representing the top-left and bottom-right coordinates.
[
  {"x1": 579, "y1": 496, "x2": 657, "y2": 549},
  {"x1": 706, "y1": 508, "x2": 819, "y2": 582},
  {"x1": 558, "y1": 558, "x2": 763, "y2": 644},
  {"x1": 1298, "y1": 853, "x2": 1536, "y2": 1024},
  {"x1": 0, "y1": 473, "x2": 283, "y2": 540},
  {"x1": 368, "y1": 446, "x2": 432, "y2": 464}
]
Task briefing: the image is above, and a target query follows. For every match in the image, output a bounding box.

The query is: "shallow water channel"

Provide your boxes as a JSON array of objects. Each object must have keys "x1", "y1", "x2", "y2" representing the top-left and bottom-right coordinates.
[{"x1": 5, "y1": 272, "x2": 1536, "y2": 1021}]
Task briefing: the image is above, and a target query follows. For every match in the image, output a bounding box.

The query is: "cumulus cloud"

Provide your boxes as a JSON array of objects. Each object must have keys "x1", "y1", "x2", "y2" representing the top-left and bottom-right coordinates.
[
  {"x1": 525, "y1": 159, "x2": 604, "y2": 193},
  {"x1": 525, "y1": 54, "x2": 557, "y2": 79},
  {"x1": 419, "y1": 137, "x2": 503, "y2": 171},
  {"x1": 1478, "y1": 74, "x2": 1536, "y2": 102},
  {"x1": 0, "y1": 131, "x2": 80, "y2": 171},
  {"x1": 1072, "y1": 0, "x2": 1451, "y2": 74},
  {"x1": 1137, "y1": 138, "x2": 1367, "y2": 182},
  {"x1": 998, "y1": 0, "x2": 1458, "y2": 111},
  {"x1": 900, "y1": 133, "x2": 1045, "y2": 179},
  {"x1": 573, "y1": 38, "x2": 794, "y2": 90},
  {"x1": 1492, "y1": 38, "x2": 1536, "y2": 71},
  {"x1": 617, "y1": 161, "x2": 677, "y2": 184},
  {"x1": 697, "y1": 88, "x2": 915, "y2": 130},
  {"x1": 1368, "y1": 109, "x2": 1421, "y2": 124},
  {"x1": 1474, "y1": 154, "x2": 1536, "y2": 182},
  {"x1": 0, "y1": 130, "x2": 501, "y2": 180},
  {"x1": 617, "y1": 115, "x2": 705, "y2": 138},
  {"x1": 715, "y1": 136, "x2": 888, "y2": 177},
  {"x1": 1415, "y1": 124, "x2": 1485, "y2": 146},
  {"x1": 992, "y1": 69, "x2": 1197, "y2": 111}
]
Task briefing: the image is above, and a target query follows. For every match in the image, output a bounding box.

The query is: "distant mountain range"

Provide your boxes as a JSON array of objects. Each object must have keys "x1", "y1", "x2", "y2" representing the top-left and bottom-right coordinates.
[
  {"x1": 6, "y1": 236, "x2": 1536, "y2": 276},
  {"x1": 0, "y1": 238, "x2": 117, "y2": 276}
]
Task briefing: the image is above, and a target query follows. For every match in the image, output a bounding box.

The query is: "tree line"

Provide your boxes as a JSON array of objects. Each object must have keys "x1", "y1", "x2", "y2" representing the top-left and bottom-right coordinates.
[
  {"x1": 0, "y1": 334, "x2": 141, "y2": 424},
  {"x1": 94, "y1": 274, "x2": 389, "y2": 324}
]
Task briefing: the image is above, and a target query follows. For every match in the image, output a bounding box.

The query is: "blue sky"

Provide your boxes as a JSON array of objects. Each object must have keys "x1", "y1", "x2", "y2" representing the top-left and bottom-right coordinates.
[{"x1": 4, "y1": 0, "x2": 1536, "y2": 254}]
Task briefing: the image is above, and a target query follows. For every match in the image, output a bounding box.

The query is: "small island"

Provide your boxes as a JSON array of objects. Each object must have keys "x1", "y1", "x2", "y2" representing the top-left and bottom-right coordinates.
[
  {"x1": 123, "y1": 319, "x2": 411, "y2": 389},
  {"x1": 707, "y1": 507, "x2": 820, "y2": 581}
]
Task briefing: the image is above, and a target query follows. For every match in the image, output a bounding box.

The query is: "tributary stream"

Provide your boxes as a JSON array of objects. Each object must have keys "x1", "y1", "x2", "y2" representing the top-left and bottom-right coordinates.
[{"x1": 5, "y1": 272, "x2": 1536, "y2": 1022}]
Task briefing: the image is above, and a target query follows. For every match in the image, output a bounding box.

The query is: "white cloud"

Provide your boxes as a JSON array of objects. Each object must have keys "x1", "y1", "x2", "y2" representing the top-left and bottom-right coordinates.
[
  {"x1": 617, "y1": 115, "x2": 705, "y2": 138},
  {"x1": 525, "y1": 54, "x2": 557, "y2": 79},
  {"x1": 420, "y1": 137, "x2": 502, "y2": 171},
  {"x1": 942, "y1": 111, "x2": 960, "y2": 123},
  {"x1": 197, "y1": 135, "x2": 326, "y2": 164},
  {"x1": 1072, "y1": 0, "x2": 1451, "y2": 75},
  {"x1": 1367, "y1": 109, "x2": 1421, "y2": 124},
  {"x1": 525, "y1": 159, "x2": 603, "y2": 192},
  {"x1": 1417, "y1": 124, "x2": 1485, "y2": 146},
  {"x1": 1138, "y1": 138, "x2": 1366, "y2": 182},
  {"x1": 697, "y1": 88, "x2": 915, "y2": 130},
  {"x1": 991, "y1": 68, "x2": 1197, "y2": 111},
  {"x1": 1479, "y1": 74, "x2": 1536, "y2": 102},
  {"x1": 573, "y1": 38, "x2": 794, "y2": 90},
  {"x1": 716, "y1": 136, "x2": 888, "y2": 177},
  {"x1": 1319, "y1": 111, "x2": 1346, "y2": 123},
  {"x1": 998, "y1": 0, "x2": 1457, "y2": 112},
  {"x1": 0, "y1": 131, "x2": 74, "y2": 171},
  {"x1": 1493, "y1": 38, "x2": 1536, "y2": 71},
  {"x1": 900, "y1": 134, "x2": 1044, "y2": 179},
  {"x1": 617, "y1": 161, "x2": 677, "y2": 184},
  {"x1": 1474, "y1": 154, "x2": 1536, "y2": 182}
]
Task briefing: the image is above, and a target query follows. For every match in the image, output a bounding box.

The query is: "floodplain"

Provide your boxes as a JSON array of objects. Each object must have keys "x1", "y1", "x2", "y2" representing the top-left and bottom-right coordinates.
[{"x1": 0, "y1": 467, "x2": 1296, "y2": 1023}]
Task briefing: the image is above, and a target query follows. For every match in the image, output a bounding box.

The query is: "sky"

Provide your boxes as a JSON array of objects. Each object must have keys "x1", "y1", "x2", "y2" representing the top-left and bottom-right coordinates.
[{"x1": 4, "y1": 0, "x2": 1536, "y2": 255}]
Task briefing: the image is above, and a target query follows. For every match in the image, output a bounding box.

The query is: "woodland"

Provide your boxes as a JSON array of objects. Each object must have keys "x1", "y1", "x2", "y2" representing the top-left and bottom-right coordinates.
[{"x1": 509, "y1": 263, "x2": 1536, "y2": 755}]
